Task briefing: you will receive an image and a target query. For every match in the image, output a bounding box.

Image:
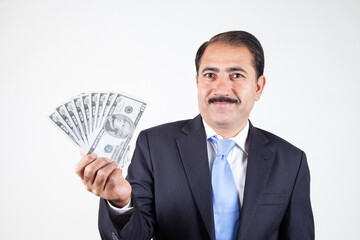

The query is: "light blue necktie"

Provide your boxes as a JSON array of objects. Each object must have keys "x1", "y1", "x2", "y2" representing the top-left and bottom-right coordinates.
[{"x1": 210, "y1": 136, "x2": 239, "y2": 240}]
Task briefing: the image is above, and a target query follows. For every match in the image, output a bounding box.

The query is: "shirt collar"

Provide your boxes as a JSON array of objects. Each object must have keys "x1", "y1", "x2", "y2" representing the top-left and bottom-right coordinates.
[{"x1": 202, "y1": 119, "x2": 249, "y2": 154}]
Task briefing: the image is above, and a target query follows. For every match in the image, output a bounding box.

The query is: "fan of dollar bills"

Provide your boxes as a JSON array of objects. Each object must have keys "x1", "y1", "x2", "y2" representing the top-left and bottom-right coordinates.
[{"x1": 49, "y1": 92, "x2": 147, "y2": 168}]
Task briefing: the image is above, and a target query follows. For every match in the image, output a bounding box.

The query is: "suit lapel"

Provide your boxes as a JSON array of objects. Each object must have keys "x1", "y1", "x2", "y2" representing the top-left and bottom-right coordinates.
[
  {"x1": 238, "y1": 122, "x2": 275, "y2": 240},
  {"x1": 176, "y1": 115, "x2": 216, "y2": 240}
]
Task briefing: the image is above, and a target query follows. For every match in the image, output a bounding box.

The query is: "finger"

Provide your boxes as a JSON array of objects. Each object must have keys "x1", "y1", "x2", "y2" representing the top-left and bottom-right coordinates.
[
  {"x1": 103, "y1": 168, "x2": 131, "y2": 204},
  {"x1": 91, "y1": 161, "x2": 119, "y2": 196},
  {"x1": 80, "y1": 151, "x2": 85, "y2": 157},
  {"x1": 102, "y1": 168, "x2": 123, "y2": 199},
  {"x1": 75, "y1": 153, "x2": 97, "y2": 179},
  {"x1": 83, "y1": 157, "x2": 110, "y2": 187}
]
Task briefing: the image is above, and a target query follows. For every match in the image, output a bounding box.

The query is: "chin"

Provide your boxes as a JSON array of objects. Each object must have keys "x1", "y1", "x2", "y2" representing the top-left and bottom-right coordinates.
[{"x1": 211, "y1": 117, "x2": 234, "y2": 127}]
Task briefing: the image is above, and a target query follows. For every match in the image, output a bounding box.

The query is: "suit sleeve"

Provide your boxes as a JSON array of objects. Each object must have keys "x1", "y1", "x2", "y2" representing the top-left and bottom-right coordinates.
[
  {"x1": 98, "y1": 130, "x2": 156, "y2": 240},
  {"x1": 278, "y1": 151, "x2": 315, "y2": 240}
]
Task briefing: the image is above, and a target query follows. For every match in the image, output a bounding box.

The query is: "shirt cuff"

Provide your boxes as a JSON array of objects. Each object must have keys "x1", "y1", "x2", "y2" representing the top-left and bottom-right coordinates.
[{"x1": 107, "y1": 199, "x2": 133, "y2": 215}]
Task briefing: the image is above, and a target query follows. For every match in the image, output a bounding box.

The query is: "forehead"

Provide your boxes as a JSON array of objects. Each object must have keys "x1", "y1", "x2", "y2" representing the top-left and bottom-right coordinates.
[{"x1": 200, "y1": 42, "x2": 255, "y2": 72}]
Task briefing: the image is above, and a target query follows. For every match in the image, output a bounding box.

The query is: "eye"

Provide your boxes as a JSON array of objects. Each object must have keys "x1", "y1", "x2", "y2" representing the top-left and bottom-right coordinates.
[
  {"x1": 204, "y1": 73, "x2": 215, "y2": 78},
  {"x1": 231, "y1": 73, "x2": 244, "y2": 79},
  {"x1": 230, "y1": 73, "x2": 245, "y2": 79}
]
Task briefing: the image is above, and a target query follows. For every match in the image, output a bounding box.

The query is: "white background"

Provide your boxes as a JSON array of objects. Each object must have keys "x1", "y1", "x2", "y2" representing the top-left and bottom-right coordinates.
[{"x1": 1, "y1": 0, "x2": 359, "y2": 239}]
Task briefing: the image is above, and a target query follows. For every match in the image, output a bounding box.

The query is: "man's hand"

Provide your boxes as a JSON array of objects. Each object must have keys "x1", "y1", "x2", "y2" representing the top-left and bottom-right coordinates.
[{"x1": 75, "y1": 153, "x2": 132, "y2": 208}]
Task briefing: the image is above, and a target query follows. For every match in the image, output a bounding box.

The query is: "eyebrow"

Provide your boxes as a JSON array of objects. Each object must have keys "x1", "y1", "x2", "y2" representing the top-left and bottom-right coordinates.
[
  {"x1": 227, "y1": 67, "x2": 247, "y2": 74},
  {"x1": 201, "y1": 66, "x2": 248, "y2": 75},
  {"x1": 201, "y1": 67, "x2": 219, "y2": 73}
]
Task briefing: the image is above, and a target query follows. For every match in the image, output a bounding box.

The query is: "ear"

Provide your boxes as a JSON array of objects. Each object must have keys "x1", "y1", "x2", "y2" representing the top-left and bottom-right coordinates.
[
  {"x1": 255, "y1": 75, "x2": 266, "y2": 101},
  {"x1": 196, "y1": 74, "x2": 199, "y2": 86}
]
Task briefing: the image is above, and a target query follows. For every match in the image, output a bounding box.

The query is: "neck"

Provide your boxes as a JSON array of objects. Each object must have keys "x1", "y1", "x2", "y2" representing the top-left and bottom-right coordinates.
[{"x1": 206, "y1": 120, "x2": 248, "y2": 139}]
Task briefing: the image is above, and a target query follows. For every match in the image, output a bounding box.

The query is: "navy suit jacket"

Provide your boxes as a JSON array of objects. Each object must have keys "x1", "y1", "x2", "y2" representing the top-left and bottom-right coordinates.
[{"x1": 98, "y1": 115, "x2": 314, "y2": 239}]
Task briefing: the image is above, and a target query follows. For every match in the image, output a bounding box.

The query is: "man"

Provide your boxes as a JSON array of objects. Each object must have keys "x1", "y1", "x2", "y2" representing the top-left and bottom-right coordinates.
[{"x1": 76, "y1": 31, "x2": 314, "y2": 240}]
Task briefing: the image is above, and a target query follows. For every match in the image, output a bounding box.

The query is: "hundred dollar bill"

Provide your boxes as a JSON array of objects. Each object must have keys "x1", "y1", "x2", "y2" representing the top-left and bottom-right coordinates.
[
  {"x1": 96, "y1": 92, "x2": 108, "y2": 129},
  {"x1": 98, "y1": 92, "x2": 116, "y2": 129},
  {"x1": 81, "y1": 94, "x2": 92, "y2": 136},
  {"x1": 55, "y1": 105, "x2": 82, "y2": 145},
  {"x1": 49, "y1": 112, "x2": 81, "y2": 147},
  {"x1": 120, "y1": 145, "x2": 131, "y2": 177},
  {"x1": 73, "y1": 96, "x2": 89, "y2": 143},
  {"x1": 90, "y1": 92, "x2": 99, "y2": 133},
  {"x1": 64, "y1": 101, "x2": 87, "y2": 145},
  {"x1": 87, "y1": 94, "x2": 147, "y2": 166}
]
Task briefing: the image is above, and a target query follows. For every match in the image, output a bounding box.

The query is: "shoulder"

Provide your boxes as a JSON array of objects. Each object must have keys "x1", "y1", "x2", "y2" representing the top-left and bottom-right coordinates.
[
  {"x1": 147, "y1": 119, "x2": 191, "y2": 132},
  {"x1": 251, "y1": 126, "x2": 308, "y2": 175},
  {"x1": 139, "y1": 118, "x2": 193, "y2": 140},
  {"x1": 252, "y1": 126, "x2": 304, "y2": 156}
]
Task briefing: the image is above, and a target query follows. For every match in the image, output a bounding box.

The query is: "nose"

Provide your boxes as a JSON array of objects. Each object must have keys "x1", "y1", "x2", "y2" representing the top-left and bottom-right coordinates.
[{"x1": 213, "y1": 76, "x2": 231, "y2": 95}]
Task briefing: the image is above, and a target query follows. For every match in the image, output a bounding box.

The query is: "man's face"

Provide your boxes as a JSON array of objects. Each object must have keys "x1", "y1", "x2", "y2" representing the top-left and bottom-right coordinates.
[
  {"x1": 113, "y1": 118, "x2": 132, "y2": 137},
  {"x1": 196, "y1": 42, "x2": 265, "y2": 135}
]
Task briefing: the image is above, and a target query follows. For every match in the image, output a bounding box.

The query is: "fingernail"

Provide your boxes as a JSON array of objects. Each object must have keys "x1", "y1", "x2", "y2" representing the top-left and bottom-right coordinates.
[{"x1": 90, "y1": 153, "x2": 97, "y2": 158}]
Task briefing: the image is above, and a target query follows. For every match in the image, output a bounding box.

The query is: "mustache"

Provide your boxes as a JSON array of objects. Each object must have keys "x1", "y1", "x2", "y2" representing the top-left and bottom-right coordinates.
[{"x1": 208, "y1": 96, "x2": 239, "y2": 104}]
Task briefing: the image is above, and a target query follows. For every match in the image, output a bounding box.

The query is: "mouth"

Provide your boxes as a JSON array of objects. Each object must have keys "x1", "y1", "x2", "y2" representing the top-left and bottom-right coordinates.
[{"x1": 208, "y1": 96, "x2": 239, "y2": 104}]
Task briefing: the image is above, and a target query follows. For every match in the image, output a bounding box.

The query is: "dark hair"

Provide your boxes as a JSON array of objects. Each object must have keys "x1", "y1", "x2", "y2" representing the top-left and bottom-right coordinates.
[{"x1": 195, "y1": 31, "x2": 265, "y2": 79}]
